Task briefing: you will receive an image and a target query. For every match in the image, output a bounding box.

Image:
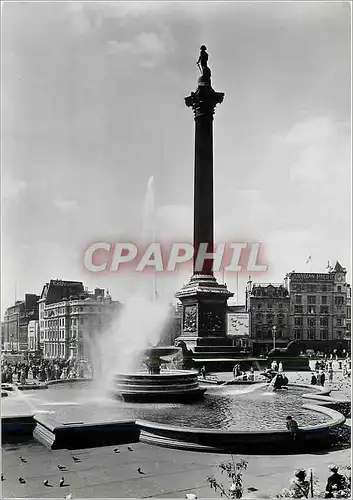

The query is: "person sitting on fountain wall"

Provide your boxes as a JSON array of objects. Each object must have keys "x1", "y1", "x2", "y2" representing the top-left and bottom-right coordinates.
[
  {"x1": 286, "y1": 416, "x2": 299, "y2": 440},
  {"x1": 200, "y1": 365, "x2": 206, "y2": 379}
]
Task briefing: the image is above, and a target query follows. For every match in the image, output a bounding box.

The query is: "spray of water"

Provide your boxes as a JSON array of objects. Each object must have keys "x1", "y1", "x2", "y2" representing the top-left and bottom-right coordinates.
[
  {"x1": 89, "y1": 175, "x2": 171, "y2": 395},
  {"x1": 91, "y1": 294, "x2": 170, "y2": 393}
]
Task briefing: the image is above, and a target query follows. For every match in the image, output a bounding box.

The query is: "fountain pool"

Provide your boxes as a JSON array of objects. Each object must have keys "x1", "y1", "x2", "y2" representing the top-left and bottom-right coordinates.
[{"x1": 4, "y1": 381, "x2": 330, "y2": 432}]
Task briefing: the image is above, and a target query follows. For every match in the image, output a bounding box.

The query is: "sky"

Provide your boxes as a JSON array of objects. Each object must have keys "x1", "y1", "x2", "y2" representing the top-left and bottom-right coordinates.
[{"x1": 1, "y1": 1, "x2": 351, "y2": 314}]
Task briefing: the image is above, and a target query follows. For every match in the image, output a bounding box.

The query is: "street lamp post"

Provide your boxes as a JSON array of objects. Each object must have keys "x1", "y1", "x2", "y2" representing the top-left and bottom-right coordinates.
[{"x1": 272, "y1": 326, "x2": 277, "y2": 350}]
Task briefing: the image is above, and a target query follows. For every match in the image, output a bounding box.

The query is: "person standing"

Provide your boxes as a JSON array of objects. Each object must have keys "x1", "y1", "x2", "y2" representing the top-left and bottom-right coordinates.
[
  {"x1": 290, "y1": 469, "x2": 310, "y2": 498},
  {"x1": 278, "y1": 361, "x2": 283, "y2": 373},
  {"x1": 328, "y1": 367, "x2": 334, "y2": 383},
  {"x1": 310, "y1": 372, "x2": 317, "y2": 385},
  {"x1": 271, "y1": 360, "x2": 278, "y2": 372},
  {"x1": 325, "y1": 465, "x2": 347, "y2": 498}
]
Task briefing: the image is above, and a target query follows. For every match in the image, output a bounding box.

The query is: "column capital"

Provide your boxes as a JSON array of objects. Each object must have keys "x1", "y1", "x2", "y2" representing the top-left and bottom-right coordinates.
[{"x1": 185, "y1": 84, "x2": 224, "y2": 119}]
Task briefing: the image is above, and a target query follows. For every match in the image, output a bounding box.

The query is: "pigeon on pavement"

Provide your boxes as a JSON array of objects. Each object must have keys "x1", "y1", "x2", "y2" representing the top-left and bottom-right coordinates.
[
  {"x1": 59, "y1": 477, "x2": 67, "y2": 487},
  {"x1": 72, "y1": 456, "x2": 81, "y2": 463},
  {"x1": 19, "y1": 457, "x2": 27, "y2": 463},
  {"x1": 127, "y1": 446, "x2": 134, "y2": 451},
  {"x1": 137, "y1": 467, "x2": 145, "y2": 475},
  {"x1": 113, "y1": 448, "x2": 120, "y2": 453},
  {"x1": 43, "y1": 479, "x2": 52, "y2": 487},
  {"x1": 18, "y1": 477, "x2": 26, "y2": 484},
  {"x1": 58, "y1": 465, "x2": 67, "y2": 471}
]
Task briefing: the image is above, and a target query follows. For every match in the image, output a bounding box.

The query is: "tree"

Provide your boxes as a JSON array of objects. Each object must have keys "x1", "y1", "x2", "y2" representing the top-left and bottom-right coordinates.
[{"x1": 207, "y1": 457, "x2": 248, "y2": 498}]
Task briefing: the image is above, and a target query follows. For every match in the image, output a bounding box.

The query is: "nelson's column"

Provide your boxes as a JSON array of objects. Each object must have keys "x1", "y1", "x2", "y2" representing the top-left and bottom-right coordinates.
[{"x1": 175, "y1": 46, "x2": 237, "y2": 365}]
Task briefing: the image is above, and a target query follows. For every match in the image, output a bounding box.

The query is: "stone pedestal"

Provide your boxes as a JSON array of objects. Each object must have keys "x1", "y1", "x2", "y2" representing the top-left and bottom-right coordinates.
[{"x1": 176, "y1": 274, "x2": 233, "y2": 350}]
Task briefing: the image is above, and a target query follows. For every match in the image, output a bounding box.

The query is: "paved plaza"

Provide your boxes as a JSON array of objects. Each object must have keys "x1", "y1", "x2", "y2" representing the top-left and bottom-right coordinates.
[
  {"x1": 1, "y1": 436, "x2": 351, "y2": 499},
  {"x1": 1, "y1": 364, "x2": 351, "y2": 499}
]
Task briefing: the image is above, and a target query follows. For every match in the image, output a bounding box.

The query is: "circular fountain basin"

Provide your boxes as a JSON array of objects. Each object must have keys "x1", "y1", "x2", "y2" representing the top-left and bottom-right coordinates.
[
  {"x1": 113, "y1": 370, "x2": 206, "y2": 403},
  {"x1": 142, "y1": 346, "x2": 180, "y2": 359}
]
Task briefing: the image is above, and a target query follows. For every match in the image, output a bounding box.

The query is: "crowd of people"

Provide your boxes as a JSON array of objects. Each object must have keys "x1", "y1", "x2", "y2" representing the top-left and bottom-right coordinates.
[
  {"x1": 311, "y1": 356, "x2": 351, "y2": 387},
  {"x1": 1, "y1": 358, "x2": 92, "y2": 385}
]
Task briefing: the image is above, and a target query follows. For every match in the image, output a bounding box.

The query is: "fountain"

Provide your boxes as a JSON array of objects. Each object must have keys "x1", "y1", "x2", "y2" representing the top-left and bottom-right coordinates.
[{"x1": 113, "y1": 346, "x2": 206, "y2": 402}]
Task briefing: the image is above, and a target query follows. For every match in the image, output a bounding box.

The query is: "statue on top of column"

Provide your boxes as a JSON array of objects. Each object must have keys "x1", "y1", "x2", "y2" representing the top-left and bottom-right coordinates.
[{"x1": 197, "y1": 45, "x2": 211, "y2": 84}]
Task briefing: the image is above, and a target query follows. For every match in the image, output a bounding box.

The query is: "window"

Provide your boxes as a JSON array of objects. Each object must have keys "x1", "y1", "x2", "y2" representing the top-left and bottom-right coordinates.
[
  {"x1": 295, "y1": 295, "x2": 302, "y2": 305},
  {"x1": 257, "y1": 304, "x2": 262, "y2": 310},
  {"x1": 322, "y1": 284, "x2": 327, "y2": 292},
  {"x1": 320, "y1": 317, "x2": 329, "y2": 327},
  {"x1": 295, "y1": 330, "x2": 301, "y2": 340},
  {"x1": 335, "y1": 296, "x2": 344, "y2": 305},
  {"x1": 295, "y1": 317, "x2": 303, "y2": 326},
  {"x1": 265, "y1": 329, "x2": 273, "y2": 339},
  {"x1": 337, "y1": 318, "x2": 342, "y2": 326},
  {"x1": 308, "y1": 318, "x2": 316, "y2": 327},
  {"x1": 308, "y1": 296, "x2": 316, "y2": 304},
  {"x1": 337, "y1": 286, "x2": 342, "y2": 292},
  {"x1": 308, "y1": 285, "x2": 316, "y2": 292},
  {"x1": 321, "y1": 296, "x2": 327, "y2": 304},
  {"x1": 267, "y1": 314, "x2": 274, "y2": 323},
  {"x1": 308, "y1": 329, "x2": 315, "y2": 340},
  {"x1": 320, "y1": 306, "x2": 329, "y2": 314},
  {"x1": 337, "y1": 330, "x2": 342, "y2": 339},
  {"x1": 308, "y1": 306, "x2": 316, "y2": 314},
  {"x1": 321, "y1": 329, "x2": 328, "y2": 340},
  {"x1": 294, "y1": 305, "x2": 303, "y2": 313}
]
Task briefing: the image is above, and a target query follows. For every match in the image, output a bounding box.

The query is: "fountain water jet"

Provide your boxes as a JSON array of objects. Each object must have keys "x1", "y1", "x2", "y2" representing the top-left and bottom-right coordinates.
[{"x1": 89, "y1": 176, "x2": 205, "y2": 403}]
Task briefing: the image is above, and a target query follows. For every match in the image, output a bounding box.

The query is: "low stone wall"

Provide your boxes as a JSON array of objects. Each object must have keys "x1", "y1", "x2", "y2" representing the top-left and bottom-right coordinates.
[
  {"x1": 46, "y1": 378, "x2": 92, "y2": 385},
  {"x1": 33, "y1": 415, "x2": 140, "y2": 450},
  {"x1": 302, "y1": 393, "x2": 351, "y2": 418},
  {"x1": 2, "y1": 414, "x2": 36, "y2": 439}
]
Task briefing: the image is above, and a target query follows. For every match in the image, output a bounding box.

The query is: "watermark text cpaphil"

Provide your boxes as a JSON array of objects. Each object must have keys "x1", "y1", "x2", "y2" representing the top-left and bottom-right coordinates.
[{"x1": 83, "y1": 242, "x2": 268, "y2": 273}]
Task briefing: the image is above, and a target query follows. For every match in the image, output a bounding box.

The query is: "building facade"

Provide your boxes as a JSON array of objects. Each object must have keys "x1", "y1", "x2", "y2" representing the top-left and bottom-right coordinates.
[
  {"x1": 286, "y1": 262, "x2": 350, "y2": 353},
  {"x1": 27, "y1": 320, "x2": 40, "y2": 353},
  {"x1": 246, "y1": 282, "x2": 290, "y2": 356},
  {"x1": 2, "y1": 294, "x2": 40, "y2": 353},
  {"x1": 38, "y1": 280, "x2": 121, "y2": 360}
]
